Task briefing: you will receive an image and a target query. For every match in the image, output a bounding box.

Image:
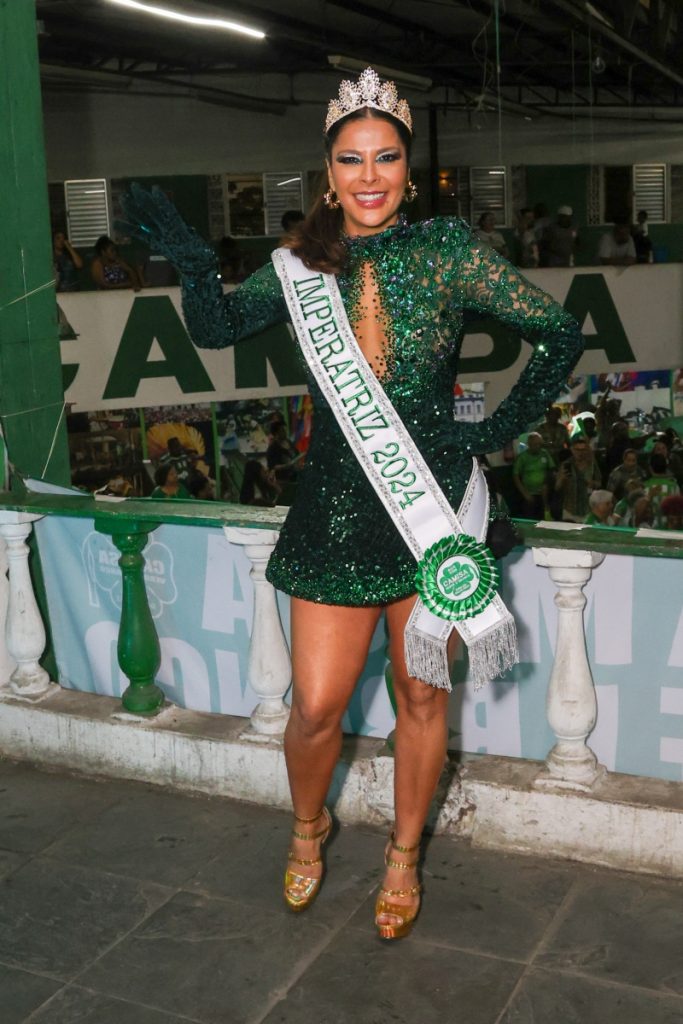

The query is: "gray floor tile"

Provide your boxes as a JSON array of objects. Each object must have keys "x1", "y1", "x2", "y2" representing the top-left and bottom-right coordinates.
[
  {"x1": 30, "y1": 985, "x2": 197, "y2": 1023},
  {"x1": 351, "y1": 836, "x2": 574, "y2": 962},
  {"x1": 0, "y1": 847, "x2": 27, "y2": 880},
  {"x1": 0, "y1": 857, "x2": 171, "y2": 980},
  {"x1": 79, "y1": 890, "x2": 333, "y2": 1024},
  {"x1": 44, "y1": 788, "x2": 257, "y2": 887},
  {"x1": 186, "y1": 816, "x2": 382, "y2": 927},
  {"x1": 0, "y1": 764, "x2": 121, "y2": 854},
  {"x1": 261, "y1": 925, "x2": 523, "y2": 1024},
  {"x1": 537, "y1": 872, "x2": 683, "y2": 994},
  {"x1": 502, "y1": 967, "x2": 683, "y2": 1024},
  {"x1": 0, "y1": 963, "x2": 62, "y2": 1024}
]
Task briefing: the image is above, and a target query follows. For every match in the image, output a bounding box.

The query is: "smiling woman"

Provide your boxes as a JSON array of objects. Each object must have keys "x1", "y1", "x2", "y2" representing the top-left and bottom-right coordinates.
[
  {"x1": 328, "y1": 118, "x2": 408, "y2": 236},
  {"x1": 119, "y1": 64, "x2": 584, "y2": 946}
]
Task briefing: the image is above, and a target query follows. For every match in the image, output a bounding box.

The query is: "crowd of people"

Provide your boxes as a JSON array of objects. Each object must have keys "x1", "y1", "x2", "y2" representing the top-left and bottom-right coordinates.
[
  {"x1": 511, "y1": 404, "x2": 683, "y2": 530},
  {"x1": 475, "y1": 204, "x2": 655, "y2": 268}
]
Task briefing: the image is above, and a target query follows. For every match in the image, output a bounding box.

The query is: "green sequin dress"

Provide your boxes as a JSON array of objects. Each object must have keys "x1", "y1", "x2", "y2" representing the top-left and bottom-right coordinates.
[{"x1": 181, "y1": 216, "x2": 584, "y2": 606}]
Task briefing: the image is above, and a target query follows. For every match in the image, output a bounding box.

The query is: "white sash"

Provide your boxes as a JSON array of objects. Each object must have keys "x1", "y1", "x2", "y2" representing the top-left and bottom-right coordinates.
[{"x1": 272, "y1": 246, "x2": 517, "y2": 690}]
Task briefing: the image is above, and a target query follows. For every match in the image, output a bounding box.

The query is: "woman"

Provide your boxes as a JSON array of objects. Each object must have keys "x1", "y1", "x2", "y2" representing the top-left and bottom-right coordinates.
[
  {"x1": 53, "y1": 230, "x2": 83, "y2": 291},
  {"x1": 239, "y1": 459, "x2": 280, "y2": 507},
  {"x1": 474, "y1": 210, "x2": 509, "y2": 258},
  {"x1": 120, "y1": 67, "x2": 583, "y2": 940},
  {"x1": 91, "y1": 235, "x2": 143, "y2": 291},
  {"x1": 150, "y1": 464, "x2": 190, "y2": 499}
]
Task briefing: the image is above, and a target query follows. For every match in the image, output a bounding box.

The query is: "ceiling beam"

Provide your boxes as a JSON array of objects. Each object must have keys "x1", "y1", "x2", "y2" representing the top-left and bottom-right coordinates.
[{"x1": 537, "y1": 0, "x2": 683, "y2": 90}]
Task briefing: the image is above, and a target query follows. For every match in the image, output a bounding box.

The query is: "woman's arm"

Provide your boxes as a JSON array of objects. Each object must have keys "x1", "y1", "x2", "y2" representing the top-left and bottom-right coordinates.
[
  {"x1": 444, "y1": 222, "x2": 584, "y2": 455},
  {"x1": 90, "y1": 257, "x2": 106, "y2": 289},
  {"x1": 65, "y1": 240, "x2": 83, "y2": 269},
  {"x1": 180, "y1": 260, "x2": 287, "y2": 350},
  {"x1": 117, "y1": 259, "x2": 141, "y2": 291},
  {"x1": 118, "y1": 184, "x2": 287, "y2": 349}
]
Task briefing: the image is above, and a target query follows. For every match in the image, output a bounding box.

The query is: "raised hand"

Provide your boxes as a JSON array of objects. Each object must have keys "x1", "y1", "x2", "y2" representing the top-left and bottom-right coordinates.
[{"x1": 117, "y1": 183, "x2": 217, "y2": 277}]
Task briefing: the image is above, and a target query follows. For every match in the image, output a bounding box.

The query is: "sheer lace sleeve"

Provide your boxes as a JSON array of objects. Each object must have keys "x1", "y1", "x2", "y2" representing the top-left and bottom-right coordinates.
[
  {"x1": 180, "y1": 260, "x2": 288, "y2": 350},
  {"x1": 441, "y1": 221, "x2": 584, "y2": 454}
]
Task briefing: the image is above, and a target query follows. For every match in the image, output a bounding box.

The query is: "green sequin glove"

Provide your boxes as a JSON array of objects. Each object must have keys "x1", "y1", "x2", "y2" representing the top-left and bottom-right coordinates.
[
  {"x1": 117, "y1": 183, "x2": 217, "y2": 277},
  {"x1": 118, "y1": 183, "x2": 287, "y2": 350}
]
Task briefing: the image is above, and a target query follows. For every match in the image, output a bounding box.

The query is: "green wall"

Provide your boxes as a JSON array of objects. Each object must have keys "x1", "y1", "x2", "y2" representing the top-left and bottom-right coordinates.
[{"x1": 525, "y1": 164, "x2": 590, "y2": 227}]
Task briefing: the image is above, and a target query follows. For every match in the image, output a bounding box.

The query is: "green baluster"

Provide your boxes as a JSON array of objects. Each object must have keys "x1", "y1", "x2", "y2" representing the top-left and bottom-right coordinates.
[{"x1": 95, "y1": 518, "x2": 164, "y2": 715}]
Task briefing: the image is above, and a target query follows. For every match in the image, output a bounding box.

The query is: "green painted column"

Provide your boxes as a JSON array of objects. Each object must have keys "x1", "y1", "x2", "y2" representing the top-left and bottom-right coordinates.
[
  {"x1": 95, "y1": 517, "x2": 165, "y2": 715},
  {"x1": 0, "y1": 0, "x2": 69, "y2": 484}
]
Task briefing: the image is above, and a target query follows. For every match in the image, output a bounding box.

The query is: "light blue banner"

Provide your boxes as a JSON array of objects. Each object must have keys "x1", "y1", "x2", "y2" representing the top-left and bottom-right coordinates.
[{"x1": 35, "y1": 517, "x2": 683, "y2": 783}]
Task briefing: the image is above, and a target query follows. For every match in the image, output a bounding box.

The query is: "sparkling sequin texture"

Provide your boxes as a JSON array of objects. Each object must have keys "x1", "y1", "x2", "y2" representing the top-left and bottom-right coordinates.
[{"x1": 180, "y1": 216, "x2": 584, "y2": 606}]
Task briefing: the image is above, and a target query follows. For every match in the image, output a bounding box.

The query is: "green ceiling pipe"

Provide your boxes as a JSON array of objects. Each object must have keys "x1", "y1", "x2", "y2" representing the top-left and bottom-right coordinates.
[{"x1": 95, "y1": 518, "x2": 164, "y2": 715}]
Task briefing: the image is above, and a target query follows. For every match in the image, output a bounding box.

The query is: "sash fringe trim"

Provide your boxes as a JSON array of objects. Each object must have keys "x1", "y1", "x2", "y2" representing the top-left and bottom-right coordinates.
[
  {"x1": 405, "y1": 627, "x2": 452, "y2": 692},
  {"x1": 468, "y1": 615, "x2": 518, "y2": 691},
  {"x1": 405, "y1": 613, "x2": 518, "y2": 692}
]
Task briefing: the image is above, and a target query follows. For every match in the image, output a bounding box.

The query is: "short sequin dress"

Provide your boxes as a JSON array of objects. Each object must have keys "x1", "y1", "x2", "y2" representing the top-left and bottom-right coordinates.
[{"x1": 181, "y1": 216, "x2": 584, "y2": 606}]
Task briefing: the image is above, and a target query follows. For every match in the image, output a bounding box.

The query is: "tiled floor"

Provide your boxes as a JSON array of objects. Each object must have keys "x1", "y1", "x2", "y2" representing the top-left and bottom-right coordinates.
[{"x1": 1, "y1": 758, "x2": 682, "y2": 1023}]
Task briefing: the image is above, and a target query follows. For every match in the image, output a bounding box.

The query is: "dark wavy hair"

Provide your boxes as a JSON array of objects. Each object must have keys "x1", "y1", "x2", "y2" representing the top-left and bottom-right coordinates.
[{"x1": 285, "y1": 107, "x2": 412, "y2": 275}]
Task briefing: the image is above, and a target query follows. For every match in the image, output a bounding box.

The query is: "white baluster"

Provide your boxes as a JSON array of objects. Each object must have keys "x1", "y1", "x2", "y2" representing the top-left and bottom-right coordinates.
[
  {"x1": 532, "y1": 547, "x2": 607, "y2": 791},
  {"x1": 223, "y1": 526, "x2": 291, "y2": 739},
  {"x1": 0, "y1": 534, "x2": 13, "y2": 688},
  {"x1": 0, "y1": 513, "x2": 52, "y2": 698}
]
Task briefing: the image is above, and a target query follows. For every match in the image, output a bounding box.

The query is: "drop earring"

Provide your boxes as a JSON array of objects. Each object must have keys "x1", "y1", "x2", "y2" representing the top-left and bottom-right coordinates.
[
  {"x1": 404, "y1": 180, "x2": 418, "y2": 203},
  {"x1": 323, "y1": 189, "x2": 341, "y2": 209}
]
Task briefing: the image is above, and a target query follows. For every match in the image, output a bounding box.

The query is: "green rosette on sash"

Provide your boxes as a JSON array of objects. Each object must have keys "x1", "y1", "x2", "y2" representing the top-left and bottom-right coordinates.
[{"x1": 415, "y1": 534, "x2": 499, "y2": 622}]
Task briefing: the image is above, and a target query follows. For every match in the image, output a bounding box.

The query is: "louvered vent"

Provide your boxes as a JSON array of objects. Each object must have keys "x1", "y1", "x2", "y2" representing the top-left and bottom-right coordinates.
[
  {"x1": 263, "y1": 172, "x2": 304, "y2": 236},
  {"x1": 633, "y1": 164, "x2": 667, "y2": 223},
  {"x1": 469, "y1": 166, "x2": 508, "y2": 226},
  {"x1": 64, "y1": 179, "x2": 110, "y2": 246}
]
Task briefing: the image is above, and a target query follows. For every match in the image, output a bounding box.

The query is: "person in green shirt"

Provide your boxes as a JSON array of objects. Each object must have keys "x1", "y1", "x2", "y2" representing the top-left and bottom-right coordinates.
[
  {"x1": 643, "y1": 453, "x2": 680, "y2": 528},
  {"x1": 513, "y1": 431, "x2": 554, "y2": 519},
  {"x1": 585, "y1": 489, "x2": 616, "y2": 526},
  {"x1": 150, "y1": 464, "x2": 191, "y2": 500}
]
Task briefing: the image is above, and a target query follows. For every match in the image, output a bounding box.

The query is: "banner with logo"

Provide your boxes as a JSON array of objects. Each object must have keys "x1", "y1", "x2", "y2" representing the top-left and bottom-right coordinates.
[
  {"x1": 58, "y1": 264, "x2": 683, "y2": 412},
  {"x1": 35, "y1": 516, "x2": 683, "y2": 784}
]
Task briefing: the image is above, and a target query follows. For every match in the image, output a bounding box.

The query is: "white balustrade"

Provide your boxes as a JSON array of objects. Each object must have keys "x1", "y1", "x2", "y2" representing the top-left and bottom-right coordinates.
[
  {"x1": 532, "y1": 546, "x2": 607, "y2": 791},
  {"x1": 0, "y1": 512, "x2": 52, "y2": 698},
  {"x1": 223, "y1": 526, "x2": 291, "y2": 739}
]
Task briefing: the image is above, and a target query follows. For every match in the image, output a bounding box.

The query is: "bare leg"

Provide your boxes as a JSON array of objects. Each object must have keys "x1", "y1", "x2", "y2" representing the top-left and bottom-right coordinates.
[
  {"x1": 284, "y1": 598, "x2": 382, "y2": 897},
  {"x1": 376, "y1": 594, "x2": 455, "y2": 928}
]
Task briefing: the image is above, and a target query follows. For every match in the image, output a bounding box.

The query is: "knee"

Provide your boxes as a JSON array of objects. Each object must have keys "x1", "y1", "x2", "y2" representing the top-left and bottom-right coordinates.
[
  {"x1": 289, "y1": 694, "x2": 343, "y2": 739},
  {"x1": 394, "y1": 676, "x2": 448, "y2": 725}
]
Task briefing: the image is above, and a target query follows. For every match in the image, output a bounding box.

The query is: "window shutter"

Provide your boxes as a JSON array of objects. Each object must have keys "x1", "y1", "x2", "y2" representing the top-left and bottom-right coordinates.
[
  {"x1": 64, "y1": 179, "x2": 110, "y2": 246},
  {"x1": 633, "y1": 164, "x2": 668, "y2": 223},
  {"x1": 263, "y1": 172, "x2": 304, "y2": 236},
  {"x1": 469, "y1": 166, "x2": 507, "y2": 226}
]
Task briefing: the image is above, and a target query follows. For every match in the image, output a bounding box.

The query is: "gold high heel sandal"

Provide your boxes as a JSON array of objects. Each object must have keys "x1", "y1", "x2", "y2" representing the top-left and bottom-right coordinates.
[
  {"x1": 283, "y1": 807, "x2": 332, "y2": 912},
  {"x1": 375, "y1": 835, "x2": 422, "y2": 941}
]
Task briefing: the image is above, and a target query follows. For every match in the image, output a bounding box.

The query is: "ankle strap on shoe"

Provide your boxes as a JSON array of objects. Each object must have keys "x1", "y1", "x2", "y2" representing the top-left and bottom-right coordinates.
[
  {"x1": 386, "y1": 855, "x2": 419, "y2": 871},
  {"x1": 291, "y1": 822, "x2": 329, "y2": 842},
  {"x1": 294, "y1": 808, "x2": 324, "y2": 824},
  {"x1": 379, "y1": 883, "x2": 422, "y2": 898},
  {"x1": 390, "y1": 831, "x2": 421, "y2": 854},
  {"x1": 287, "y1": 852, "x2": 323, "y2": 867}
]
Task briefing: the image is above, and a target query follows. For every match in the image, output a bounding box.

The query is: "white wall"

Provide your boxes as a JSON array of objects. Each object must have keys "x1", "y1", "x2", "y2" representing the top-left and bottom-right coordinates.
[{"x1": 41, "y1": 73, "x2": 683, "y2": 181}]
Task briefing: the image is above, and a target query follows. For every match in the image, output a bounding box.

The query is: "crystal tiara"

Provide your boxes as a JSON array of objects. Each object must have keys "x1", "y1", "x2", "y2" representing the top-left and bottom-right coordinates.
[{"x1": 325, "y1": 67, "x2": 413, "y2": 135}]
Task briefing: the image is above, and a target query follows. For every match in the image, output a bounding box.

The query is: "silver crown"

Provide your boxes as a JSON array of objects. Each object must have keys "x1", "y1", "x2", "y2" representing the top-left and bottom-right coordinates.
[{"x1": 325, "y1": 67, "x2": 412, "y2": 135}]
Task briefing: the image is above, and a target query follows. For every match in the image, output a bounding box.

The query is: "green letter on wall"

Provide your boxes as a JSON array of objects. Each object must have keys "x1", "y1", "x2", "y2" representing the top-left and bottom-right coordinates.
[
  {"x1": 234, "y1": 324, "x2": 307, "y2": 388},
  {"x1": 104, "y1": 296, "x2": 215, "y2": 400},
  {"x1": 459, "y1": 319, "x2": 523, "y2": 376},
  {"x1": 563, "y1": 273, "x2": 636, "y2": 363}
]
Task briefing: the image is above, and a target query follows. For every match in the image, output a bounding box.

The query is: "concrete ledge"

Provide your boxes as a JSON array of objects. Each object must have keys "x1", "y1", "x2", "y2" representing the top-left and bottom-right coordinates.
[
  {"x1": 2, "y1": 686, "x2": 683, "y2": 877},
  {"x1": 459, "y1": 755, "x2": 683, "y2": 878},
  {"x1": 0, "y1": 686, "x2": 463, "y2": 827}
]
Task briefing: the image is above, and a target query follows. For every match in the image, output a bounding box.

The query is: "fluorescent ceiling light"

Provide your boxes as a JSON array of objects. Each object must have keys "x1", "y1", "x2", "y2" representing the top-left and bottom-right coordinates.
[
  {"x1": 277, "y1": 177, "x2": 301, "y2": 187},
  {"x1": 327, "y1": 55, "x2": 432, "y2": 91},
  {"x1": 104, "y1": 0, "x2": 265, "y2": 39}
]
